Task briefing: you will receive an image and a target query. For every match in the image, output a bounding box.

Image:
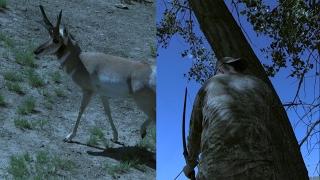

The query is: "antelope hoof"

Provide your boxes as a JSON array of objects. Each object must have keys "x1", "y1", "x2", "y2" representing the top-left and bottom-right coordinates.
[
  {"x1": 112, "y1": 132, "x2": 118, "y2": 143},
  {"x1": 111, "y1": 138, "x2": 119, "y2": 144},
  {"x1": 111, "y1": 135, "x2": 118, "y2": 143},
  {"x1": 64, "y1": 133, "x2": 75, "y2": 142}
]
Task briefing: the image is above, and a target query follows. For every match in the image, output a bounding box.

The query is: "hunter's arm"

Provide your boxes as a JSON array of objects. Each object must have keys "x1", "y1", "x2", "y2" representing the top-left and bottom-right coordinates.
[{"x1": 187, "y1": 88, "x2": 204, "y2": 168}]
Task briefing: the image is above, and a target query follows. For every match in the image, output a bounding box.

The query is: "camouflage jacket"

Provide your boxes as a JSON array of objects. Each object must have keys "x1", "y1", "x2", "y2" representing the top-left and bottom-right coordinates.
[{"x1": 186, "y1": 73, "x2": 278, "y2": 180}]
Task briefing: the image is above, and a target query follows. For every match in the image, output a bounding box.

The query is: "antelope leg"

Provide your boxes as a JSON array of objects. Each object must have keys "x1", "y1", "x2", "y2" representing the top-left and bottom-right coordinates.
[
  {"x1": 132, "y1": 89, "x2": 156, "y2": 138},
  {"x1": 140, "y1": 118, "x2": 152, "y2": 139},
  {"x1": 100, "y1": 95, "x2": 119, "y2": 142},
  {"x1": 64, "y1": 90, "x2": 93, "y2": 142}
]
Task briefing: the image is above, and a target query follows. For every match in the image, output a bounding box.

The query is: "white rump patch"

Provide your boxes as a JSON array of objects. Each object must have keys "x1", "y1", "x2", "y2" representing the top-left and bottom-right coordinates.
[{"x1": 99, "y1": 72, "x2": 122, "y2": 83}]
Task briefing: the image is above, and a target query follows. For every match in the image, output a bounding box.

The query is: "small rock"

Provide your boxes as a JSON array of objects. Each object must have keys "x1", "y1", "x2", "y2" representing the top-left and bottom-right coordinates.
[
  {"x1": 107, "y1": 10, "x2": 114, "y2": 14},
  {"x1": 115, "y1": 4, "x2": 129, "y2": 9}
]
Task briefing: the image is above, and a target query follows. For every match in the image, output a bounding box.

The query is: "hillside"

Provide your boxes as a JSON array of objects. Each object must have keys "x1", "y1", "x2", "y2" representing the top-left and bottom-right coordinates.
[{"x1": 0, "y1": 0, "x2": 156, "y2": 179}]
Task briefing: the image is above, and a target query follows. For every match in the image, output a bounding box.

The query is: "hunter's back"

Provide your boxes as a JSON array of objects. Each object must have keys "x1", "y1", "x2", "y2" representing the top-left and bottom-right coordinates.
[{"x1": 199, "y1": 74, "x2": 276, "y2": 179}]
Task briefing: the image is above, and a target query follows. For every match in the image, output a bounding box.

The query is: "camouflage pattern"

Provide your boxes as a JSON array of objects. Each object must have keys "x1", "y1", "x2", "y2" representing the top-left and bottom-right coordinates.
[{"x1": 187, "y1": 73, "x2": 279, "y2": 180}]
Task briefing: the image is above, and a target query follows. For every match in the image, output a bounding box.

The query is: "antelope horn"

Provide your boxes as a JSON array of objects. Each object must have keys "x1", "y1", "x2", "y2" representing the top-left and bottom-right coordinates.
[
  {"x1": 55, "y1": 10, "x2": 62, "y2": 31},
  {"x1": 39, "y1": 5, "x2": 53, "y2": 30}
]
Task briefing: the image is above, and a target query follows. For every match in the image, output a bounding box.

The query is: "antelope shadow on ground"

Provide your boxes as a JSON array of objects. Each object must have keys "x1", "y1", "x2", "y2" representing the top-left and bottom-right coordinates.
[{"x1": 87, "y1": 146, "x2": 156, "y2": 169}]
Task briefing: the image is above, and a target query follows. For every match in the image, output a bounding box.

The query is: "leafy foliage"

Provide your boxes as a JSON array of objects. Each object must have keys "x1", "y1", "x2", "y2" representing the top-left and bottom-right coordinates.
[
  {"x1": 235, "y1": 0, "x2": 319, "y2": 77},
  {"x1": 157, "y1": 0, "x2": 214, "y2": 83},
  {"x1": 157, "y1": 0, "x2": 320, "y2": 81}
]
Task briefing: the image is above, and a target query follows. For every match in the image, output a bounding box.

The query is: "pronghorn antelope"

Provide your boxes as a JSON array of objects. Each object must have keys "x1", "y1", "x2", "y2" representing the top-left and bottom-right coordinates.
[{"x1": 34, "y1": 6, "x2": 156, "y2": 143}]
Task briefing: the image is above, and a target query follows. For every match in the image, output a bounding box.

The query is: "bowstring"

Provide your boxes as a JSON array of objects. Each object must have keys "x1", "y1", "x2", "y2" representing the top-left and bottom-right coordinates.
[{"x1": 174, "y1": 169, "x2": 183, "y2": 180}]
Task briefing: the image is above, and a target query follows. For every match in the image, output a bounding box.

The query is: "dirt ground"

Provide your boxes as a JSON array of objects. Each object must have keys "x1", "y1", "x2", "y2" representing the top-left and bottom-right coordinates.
[{"x1": 0, "y1": 0, "x2": 156, "y2": 179}]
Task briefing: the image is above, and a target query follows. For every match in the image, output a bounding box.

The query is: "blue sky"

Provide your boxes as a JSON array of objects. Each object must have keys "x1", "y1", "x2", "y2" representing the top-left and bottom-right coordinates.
[{"x1": 157, "y1": 1, "x2": 319, "y2": 179}]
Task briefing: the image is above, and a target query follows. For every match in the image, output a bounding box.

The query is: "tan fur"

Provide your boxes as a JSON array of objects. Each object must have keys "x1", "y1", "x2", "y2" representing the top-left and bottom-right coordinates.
[{"x1": 34, "y1": 6, "x2": 156, "y2": 143}]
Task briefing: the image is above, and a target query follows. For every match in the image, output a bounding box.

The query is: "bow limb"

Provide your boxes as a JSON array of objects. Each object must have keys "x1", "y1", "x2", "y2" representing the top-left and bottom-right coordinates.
[{"x1": 182, "y1": 87, "x2": 196, "y2": 180}]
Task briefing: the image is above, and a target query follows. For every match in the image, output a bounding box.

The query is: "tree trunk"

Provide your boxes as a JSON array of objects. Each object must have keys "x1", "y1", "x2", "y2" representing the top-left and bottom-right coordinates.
[{"x1": 188, "y1": 0, "x2": 309, "y2": 179}]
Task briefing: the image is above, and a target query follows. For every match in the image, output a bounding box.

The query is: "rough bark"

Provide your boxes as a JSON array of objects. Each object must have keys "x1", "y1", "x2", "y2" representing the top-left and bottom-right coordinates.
[{"x1": 188, "y1": 0, "x2": 309, "y2": 179}]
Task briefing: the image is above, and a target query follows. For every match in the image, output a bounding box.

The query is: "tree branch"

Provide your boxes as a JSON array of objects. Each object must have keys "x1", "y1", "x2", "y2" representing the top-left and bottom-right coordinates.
[{"x1": 299, "y1": 119, "x2": 320, "y2": 147}]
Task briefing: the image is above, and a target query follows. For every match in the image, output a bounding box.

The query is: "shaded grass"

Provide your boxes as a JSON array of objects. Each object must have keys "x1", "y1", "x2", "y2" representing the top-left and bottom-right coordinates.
[
  {"x1": 31, "y1": 119, "x2": 49, "y2": 130},
  {"x1": 0, "y1": 32, "x2": 14, "y2": 48},
  {"x1": 87, "y1": 127, "x2": 108, "y2": 147},
  {"x1": 3, "y1": 71, "x2": 23, "y2": 82},
  {"x1": 6, "y1": 81, "x2": 25, "y2": 95},
  {"x1": 51, "y1": 71, "x2": 62, "y2": 84},
  {"x1": 42, "y1": 90, "x2": 54, "y2": 110},
  {"x1": 55, "y1": 88, "x2": 66, "y2": 98},
  {"x1": 8, "y1": 154, "x2": 29, "y2": 179},
  {"x1": 0, "y1": 0, "x2": 7, "y2": 9},
  {"x1": 0, "y1": 93, "x2": 6, "y2": 106},
  {"x1": 17, "y1": 97, "x2": 36, "y2": 115},
  {"x1": 15, "y1": 49, "x2": 37, "y2": 68},
  {"x1": 14, "y1": 118, "x2": 32, "y2": 130},
  {"x1": 26, "y1": 69, "x2": 45, "y2": 88},
  {"x1": 14, "y1": 117, "x2": 48, "y2": 130},
  {"x1": 34, "y1": 151, "x2": 75, "y2": 179},
  {"x1": 105, "y1": 159, "x2": 137, "y2": 178}
]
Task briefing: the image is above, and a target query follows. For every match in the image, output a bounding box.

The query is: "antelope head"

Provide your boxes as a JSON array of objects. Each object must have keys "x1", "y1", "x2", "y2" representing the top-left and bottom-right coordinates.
[{"x1": 34, "y1": 5, "x2": 70, "y2": 56}]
